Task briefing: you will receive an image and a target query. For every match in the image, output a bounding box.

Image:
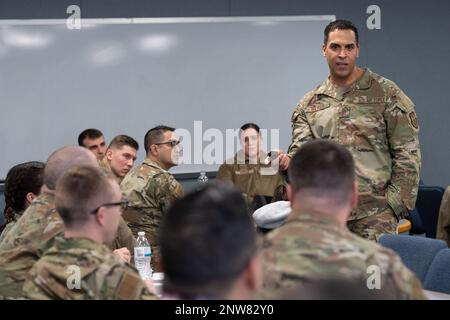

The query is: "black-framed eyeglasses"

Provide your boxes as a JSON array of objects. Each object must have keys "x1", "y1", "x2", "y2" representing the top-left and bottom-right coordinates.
[
  {"x1": 90, "y1": 199, "x2": 128, "y2": 214},
  {"x1": 154, "y1": 140, "x2": 181, "y2": 148}
]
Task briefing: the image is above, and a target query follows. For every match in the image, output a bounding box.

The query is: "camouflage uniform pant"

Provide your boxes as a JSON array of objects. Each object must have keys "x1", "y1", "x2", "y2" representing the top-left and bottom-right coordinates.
[{"x1": 347, "y1": 209, "x2": 398, "y2": 242}]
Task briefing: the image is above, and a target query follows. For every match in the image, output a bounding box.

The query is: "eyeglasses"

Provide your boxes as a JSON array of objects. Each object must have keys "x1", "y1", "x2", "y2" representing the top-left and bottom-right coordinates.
[
  {"x1": 154, "y1": 140, "x2": 181, "y2": 148},
  {"x1": 90, "y1": 199, "x2": 128, "y2": 214}
]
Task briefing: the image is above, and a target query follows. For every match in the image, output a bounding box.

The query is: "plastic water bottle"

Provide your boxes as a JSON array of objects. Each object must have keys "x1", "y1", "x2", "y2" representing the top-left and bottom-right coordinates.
[
  {"x1": 197, "y1": 171, "x2": 208, "y2": 185},
  {"x1": 134, "y1": 232, "x2": 152, "y2": 280}
]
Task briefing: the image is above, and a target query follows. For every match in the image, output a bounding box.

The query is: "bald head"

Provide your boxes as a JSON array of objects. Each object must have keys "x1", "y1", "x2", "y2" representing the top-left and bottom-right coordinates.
[{"x1": 44, "y1": 146, "x2": 98, "y2": 190}]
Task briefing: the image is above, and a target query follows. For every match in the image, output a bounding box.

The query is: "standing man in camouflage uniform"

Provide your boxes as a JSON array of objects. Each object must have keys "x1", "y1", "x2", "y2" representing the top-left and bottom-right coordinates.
[
  {"x1": 279, "y1": 20, "x2": 421, "y2": 240},
  {"x1": 121, "y1": 125, "x2": 184, "y2": 270},
  {"x1": 216, "y1": 123, "x2": 285, "y2": 209},
  {"x1": 23, "y1": 166, "x2": 155, "y2": 300},
  {"x1": 263, "y1": 140, "x2": 425, "y2": 299}
]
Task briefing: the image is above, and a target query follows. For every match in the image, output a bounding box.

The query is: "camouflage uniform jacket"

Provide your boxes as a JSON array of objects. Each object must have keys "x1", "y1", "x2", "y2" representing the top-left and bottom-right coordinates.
[
  {"x1": 99, "y1": 159, "x2": 123, "y2": 184},
  {"x1": 23, "y1": 237, "x2": 155, "y2": 300},
  {"x1": 98, "y1": 159, "x2": 136, "y2": 251},
  {"x1": 120, "y1": 157, "x2": 184, "y2": 244},
  {"x1": 0, "y1": 210, "x2": 24, "y2": 244},
  {"x1": 216, "y1": 150, "x2": 285, "y2": 205},
  {"x1": 0, "y1": 193, "x2": 62, "y2": 298},
  {"x1": 0, "y1": 194, "x2": 136, "y2": 298},
  {"x1": 288, "y1": 69, "x2": 421, "y2": 220},
  {"x1": 110, "y1": 217, "x2": 136, "y2": 254},
  {"x1": 262, "y1": 211, "x2": 426, "y2": 299}
]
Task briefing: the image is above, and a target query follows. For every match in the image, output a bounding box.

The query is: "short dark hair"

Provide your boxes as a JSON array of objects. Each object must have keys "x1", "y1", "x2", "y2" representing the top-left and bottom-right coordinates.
[
  {"x1": 239, "y1": 123, "x2": 260, "y2": 137},
  {"x1": 160, "y1": 183, "x2": 258, "y2": 298},
  {"x1": 144, "y1": 125, "x2": 175, "y2": 154},
  {"x1": 78, "y1": 128, "x2": 104, "y2": 146},
  {"x1": 272, "y1": 184, "x2": 288, "y2": 202},
  {"x1": 56, "y1": 166, "x2": 115, "y2": 228},
  {"x1": 108, "y1": 134, "x2": 139, "y2": 151},
  {"x1": 3, "y1": 161, "x2": 45, "y2": 221},
  {"x1": 324, "y1": 19, "x2": 359, "y2": 45},
  {"x1": 288, "y1": 140, "x2": 355, "y2": 206}
]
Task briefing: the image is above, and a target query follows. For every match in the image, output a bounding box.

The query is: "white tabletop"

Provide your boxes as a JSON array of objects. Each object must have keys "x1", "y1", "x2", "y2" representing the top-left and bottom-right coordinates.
[{"x1": 424, "y1": 289, "x2": 450, "y2": 300}]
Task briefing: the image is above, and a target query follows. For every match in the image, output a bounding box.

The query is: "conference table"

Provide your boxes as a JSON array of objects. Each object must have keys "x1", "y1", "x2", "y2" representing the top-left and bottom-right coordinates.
[
  {"x1": 424, "y1": 289, "x2": 450, "y2": 300},
  {"x1": 152, "y1": 273, "x2": 450, "y2": 300}
]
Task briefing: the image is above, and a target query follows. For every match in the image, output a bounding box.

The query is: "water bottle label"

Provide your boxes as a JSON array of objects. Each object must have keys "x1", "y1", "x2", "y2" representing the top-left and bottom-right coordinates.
[
  {"x1": 135, "y1": 247, "x2": 152, "y2": 258},
  {"x1": 134, "y1": 247, "x2": 143, "y2": 258}
]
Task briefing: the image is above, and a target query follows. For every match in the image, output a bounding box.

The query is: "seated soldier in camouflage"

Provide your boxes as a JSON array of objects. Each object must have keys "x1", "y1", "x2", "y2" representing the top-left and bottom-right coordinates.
[
  {"x1": 160, "y1": 183, "x2": 262, "y2": 300},
  {"x1": 262, "y1": 140, "x2": 426, "y2": 299},
  {"x1": 98, "y1": 135, "x2": 140, "y2": 255},
  {"x1": 100, "y1": 134, "x2": 139, "y2": 184},
  {"x1": 0, "y1": 146, "x2": 133, "y2": 298},
  {"x1": 216, "y1": 123, "x2": 285, "y2": 210},
  {"x1": 121, "y1": 125, "x2": 184, "y2": 271},
  {"x1": 23, "y1": 166, "x2": 155, "y2": 299},
  {"x1": 0, "y1": 161, "x2": 45, "y2": 242},
  {"x1": 78, "y1": 128, "x2": 107, "y2": 161}
]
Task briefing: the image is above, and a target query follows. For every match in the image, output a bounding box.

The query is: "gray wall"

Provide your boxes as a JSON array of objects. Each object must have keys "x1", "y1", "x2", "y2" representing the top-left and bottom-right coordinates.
[
  {"x1": 1, "y1": 0, "x2": 449, "y2": 187},
  {"x1": 0, "y1": 17, "x2": 332, "y2": 177}
]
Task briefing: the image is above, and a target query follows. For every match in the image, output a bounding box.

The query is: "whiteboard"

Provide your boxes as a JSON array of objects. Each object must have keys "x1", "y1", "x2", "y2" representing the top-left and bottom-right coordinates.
[{"x1": 0, "y1": 15, "x2": 334, "y2": 177}]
